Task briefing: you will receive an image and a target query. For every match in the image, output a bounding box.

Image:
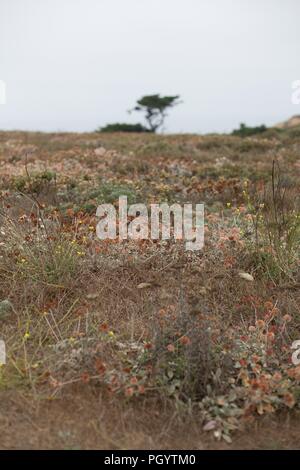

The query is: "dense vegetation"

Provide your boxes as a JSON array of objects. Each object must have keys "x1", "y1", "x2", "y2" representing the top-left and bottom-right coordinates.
[
  {"x1": 0, "y1": 128, "x2": 300, "y2": 449},
  {"x1": 98, "y1": 123, "x2": 150, "y2": 133},
  {"x1": 232, "y1": 122, "x2": 267, "y2": 137}
]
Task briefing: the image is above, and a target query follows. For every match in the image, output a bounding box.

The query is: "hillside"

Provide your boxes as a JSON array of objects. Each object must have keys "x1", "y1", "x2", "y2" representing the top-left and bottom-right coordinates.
[{"x1": 275, "y1": 115, "x2": 300, "y2": 129}]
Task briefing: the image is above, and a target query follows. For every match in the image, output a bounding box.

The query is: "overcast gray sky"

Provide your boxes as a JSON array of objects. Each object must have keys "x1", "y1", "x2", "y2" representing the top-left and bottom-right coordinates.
[{"x1": 0, "y1": 0, "x2": 300, "y2": 134}]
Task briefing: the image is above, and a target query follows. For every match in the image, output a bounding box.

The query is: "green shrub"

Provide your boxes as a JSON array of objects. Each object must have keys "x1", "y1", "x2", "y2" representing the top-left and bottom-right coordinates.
[
  {"x1": 12, "y1": 170, "x2": 56, "y2": 194},
  {"x1": 97, "y1": 123, "x2": 150, "y2": 133},
  {"x1": 88, "y1": 181, "x2": 138, "y2": 205},
  {"x1": 232, "y1": 123, "x2": 267, "y2": 137}
]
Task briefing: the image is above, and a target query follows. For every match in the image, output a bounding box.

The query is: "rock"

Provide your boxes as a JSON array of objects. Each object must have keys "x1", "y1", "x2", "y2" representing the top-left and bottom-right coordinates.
[
  {"x1": 203, "y1": 420, "x2": 217, "y2": 431},
  {"x1": 0, "y1": 300, "x2": 14, "y2": 320},
  {"x1": 238, "y1": 272, "x2": 254, "y2": 282},
  {"x1": 94, "y1": 147, "x2": 107, "y2": 157}
]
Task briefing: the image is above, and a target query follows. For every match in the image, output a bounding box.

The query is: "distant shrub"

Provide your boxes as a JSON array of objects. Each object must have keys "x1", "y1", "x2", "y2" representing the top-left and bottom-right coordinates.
[
  {"x1": 285, "y1": 126, "x2": 300, "y2": 138},
  {"x1": 88, "y1": 181, "x2": 138, "y2": 205},
  {"x1": 259, "y1": 128, "x2": 283, "y2": 139},
  {"x1": 97, "y1": 123, "x2": 150, "y2": 133},
  {"x1": 12, "y1": 170, "x2": 56, "y2": 194},
  {"x1": 232, "y1": 123, "x2": 267, "y2": 137}
]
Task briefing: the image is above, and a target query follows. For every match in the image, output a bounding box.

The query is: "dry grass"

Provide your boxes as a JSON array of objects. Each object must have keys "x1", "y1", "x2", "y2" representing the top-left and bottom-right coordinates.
[{"x1": 0, "y1": 129, "x2": 300, "y2": 448}]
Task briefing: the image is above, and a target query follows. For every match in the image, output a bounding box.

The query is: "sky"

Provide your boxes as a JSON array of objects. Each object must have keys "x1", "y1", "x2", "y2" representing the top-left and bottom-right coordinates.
[{"x1": 0, "y1": 0, "x2": 300, "y2": 134}]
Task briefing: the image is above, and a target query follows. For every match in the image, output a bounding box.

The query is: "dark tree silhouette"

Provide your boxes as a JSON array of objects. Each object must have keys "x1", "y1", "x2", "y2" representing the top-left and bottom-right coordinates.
[{"x1": 131, "y1": 94, "x2": 181, "y2": 132}]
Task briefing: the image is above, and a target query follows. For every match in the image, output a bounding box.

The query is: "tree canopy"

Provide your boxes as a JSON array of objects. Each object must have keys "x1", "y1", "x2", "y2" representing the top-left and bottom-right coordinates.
[{"x1": 132, "y1": 94, "x2": 181, "y2": 132}]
